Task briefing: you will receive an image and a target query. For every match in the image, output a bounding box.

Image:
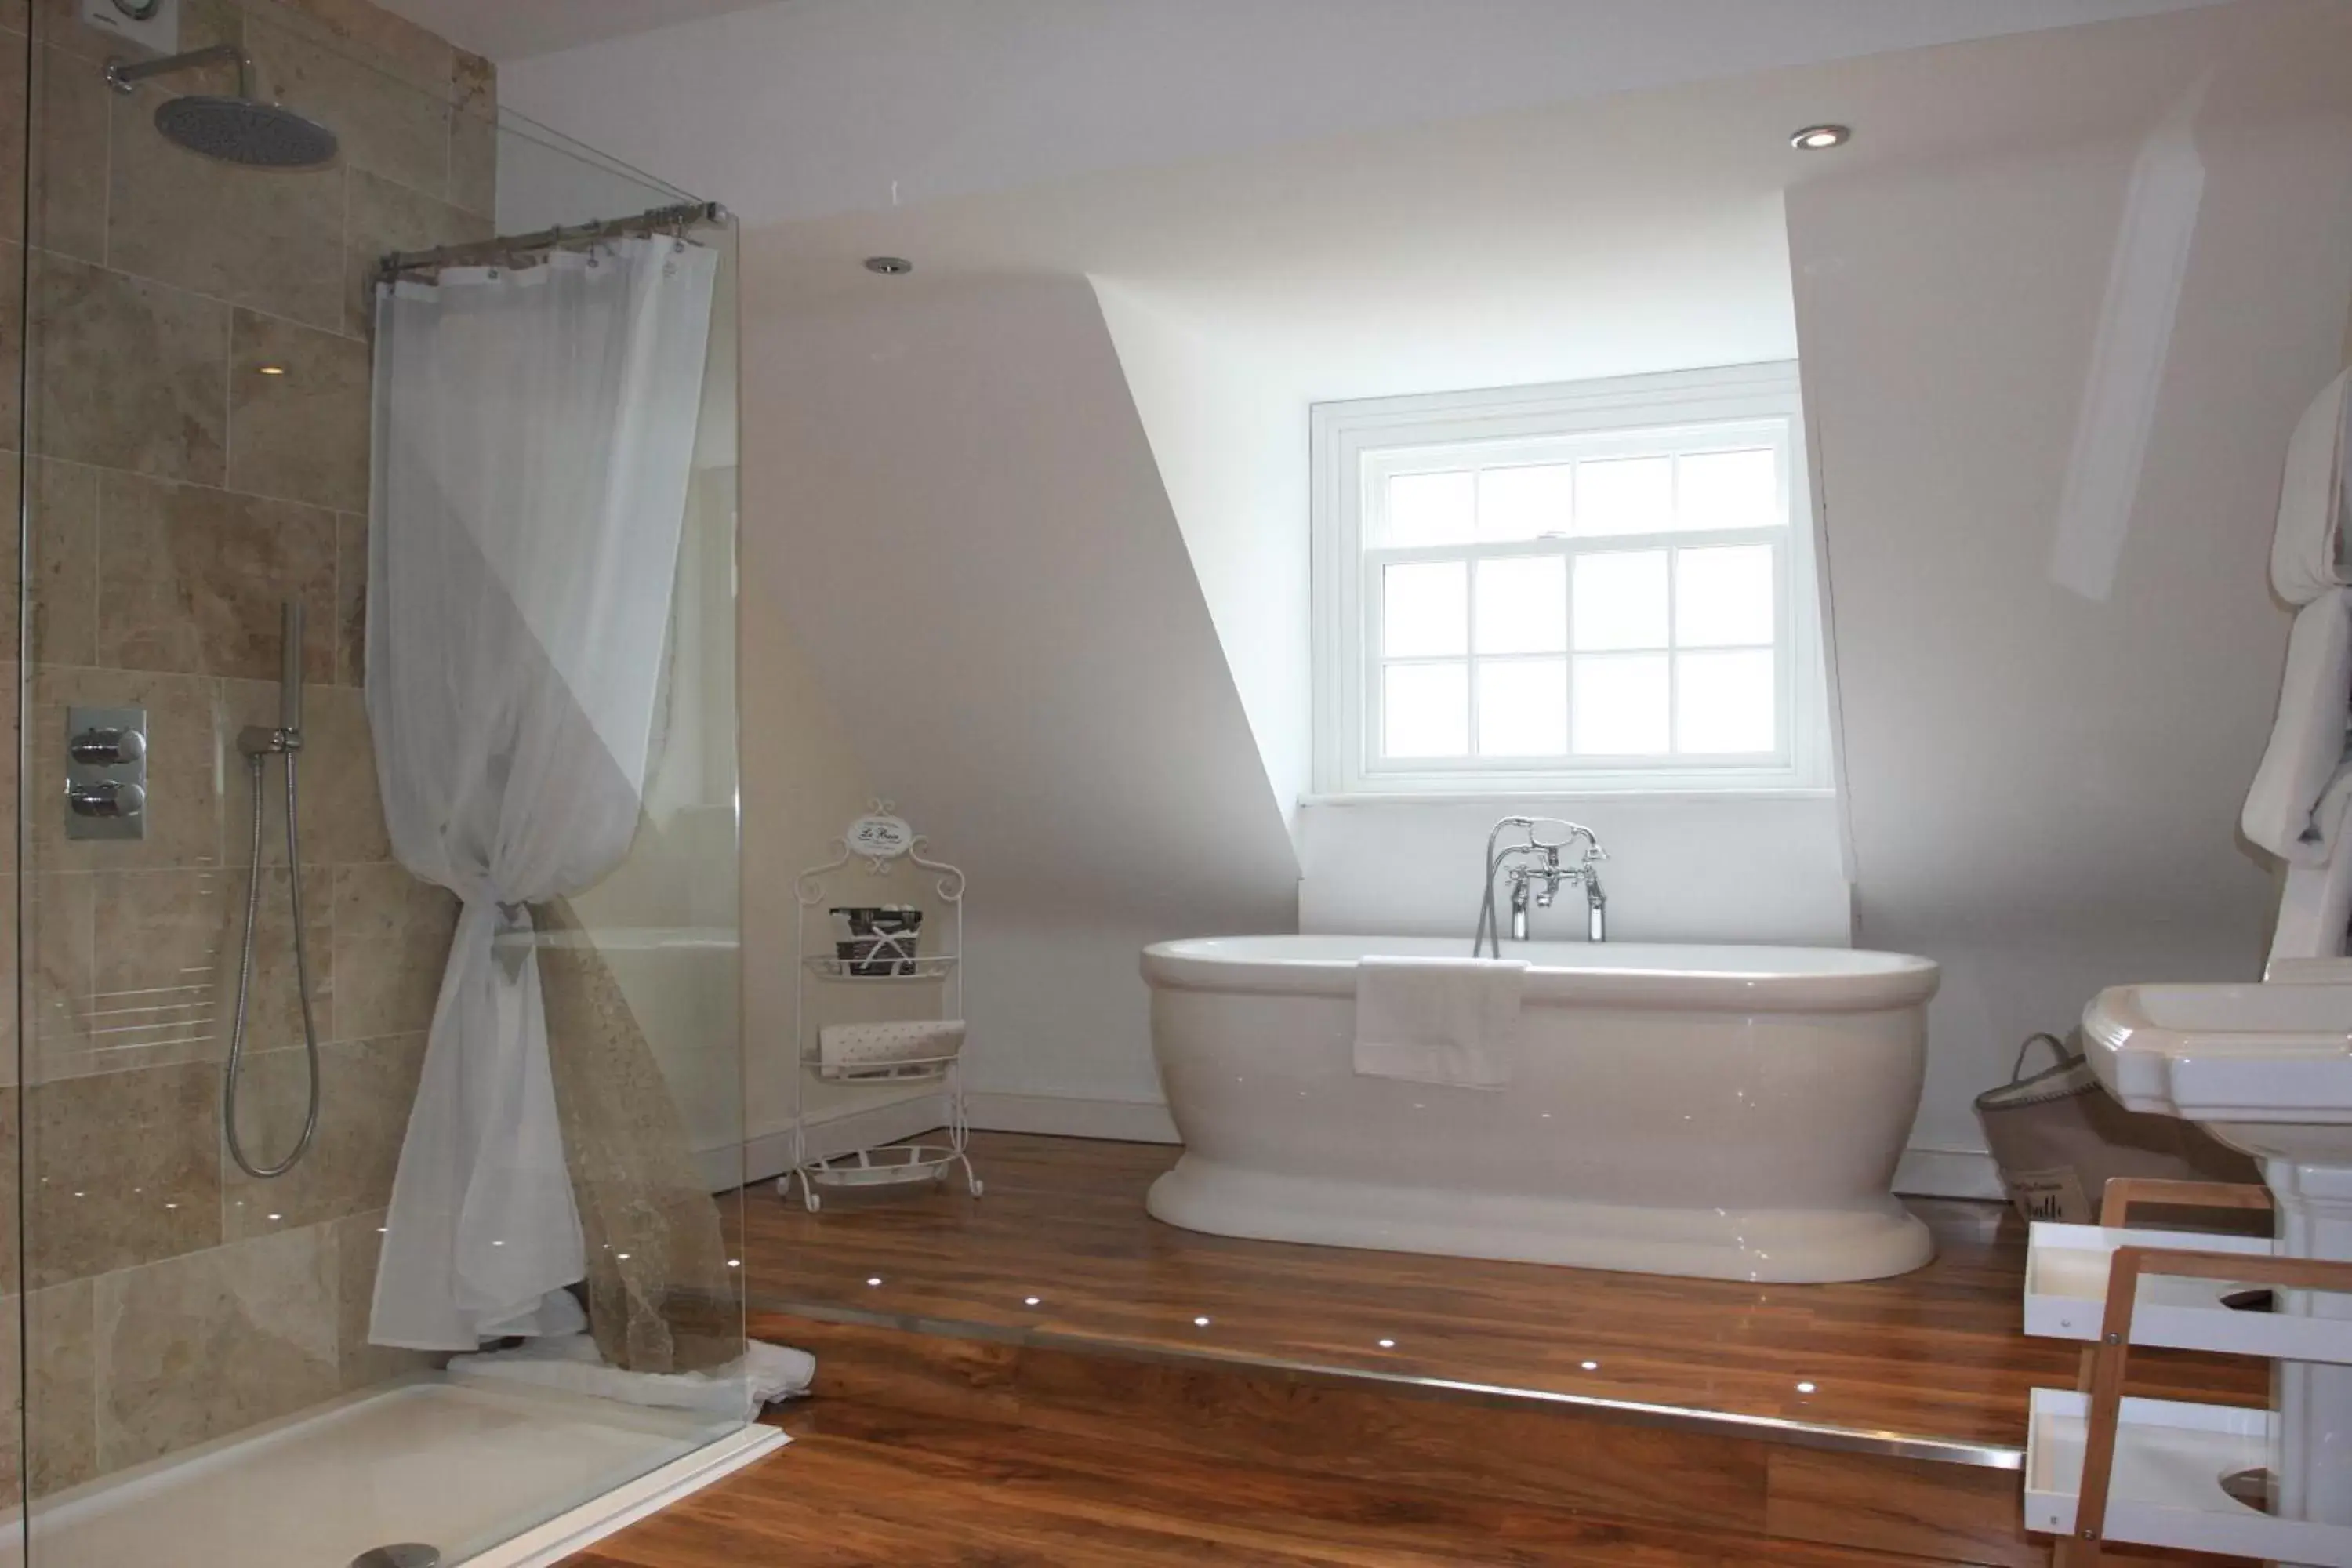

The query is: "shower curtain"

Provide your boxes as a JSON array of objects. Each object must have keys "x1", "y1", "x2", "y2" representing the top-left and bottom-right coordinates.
[{"x1": 365, "y1": 236, "x2": 718, "y2": 1351}]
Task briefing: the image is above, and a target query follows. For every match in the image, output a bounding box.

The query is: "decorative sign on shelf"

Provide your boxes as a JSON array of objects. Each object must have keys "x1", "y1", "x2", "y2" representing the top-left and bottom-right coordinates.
[{"x1": 848, "y1": 811, "x2": 916, "y2": 865}]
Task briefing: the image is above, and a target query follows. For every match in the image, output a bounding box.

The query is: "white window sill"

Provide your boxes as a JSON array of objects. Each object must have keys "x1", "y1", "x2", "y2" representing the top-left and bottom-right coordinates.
[{"x1": 1300, "y1": 788, "x2": 1838, "y2": 808}]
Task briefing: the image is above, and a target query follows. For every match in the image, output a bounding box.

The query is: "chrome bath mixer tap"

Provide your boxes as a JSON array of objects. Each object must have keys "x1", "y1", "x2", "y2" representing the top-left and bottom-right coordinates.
[{"x1": 1474, "y1": 816, "x2": 1609, "y2": 956}]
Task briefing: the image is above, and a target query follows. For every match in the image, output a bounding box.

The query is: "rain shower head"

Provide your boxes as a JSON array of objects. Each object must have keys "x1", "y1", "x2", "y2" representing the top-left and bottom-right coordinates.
[
  {"x1": 105, "y1": 45, "x2": 339, "y2": 170},
  {"x1": 152, "y1": 95, "x2": 339, "y2": 168}
]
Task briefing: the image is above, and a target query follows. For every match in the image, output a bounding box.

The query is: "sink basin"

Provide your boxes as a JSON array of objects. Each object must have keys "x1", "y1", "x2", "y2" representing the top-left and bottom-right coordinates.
[
  {"x1": 2082, "y1": 980, "x2": 2352, "y2": 1530},
  {"x1": 2082, "y1": 982, "x2": 2352, "y2": 1163}
]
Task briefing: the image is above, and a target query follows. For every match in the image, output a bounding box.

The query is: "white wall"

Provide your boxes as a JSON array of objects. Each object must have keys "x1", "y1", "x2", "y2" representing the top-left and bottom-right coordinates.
[
  {"x1": 1791, "y1": 108, "x2": 2352, "y2": 1193},
  {"x1": 1298, "y1": 797, "x2": 1851, "y2": 946},
  {"x1": 497, "y1": 0, "x2": 2230, "y2": 227},
  {"x1": 741, "y1": 269, "x2": 1301, "y2": 1112},
  {"x1": 1094, "y1": 282, "x2": 1312, "y2": 833}
]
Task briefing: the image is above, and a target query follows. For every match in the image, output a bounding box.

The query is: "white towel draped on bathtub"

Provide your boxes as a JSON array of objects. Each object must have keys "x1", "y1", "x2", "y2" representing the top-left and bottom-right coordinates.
[{"x1": 1352, "y1": 956, "x2": 1526, "y2": 1091}]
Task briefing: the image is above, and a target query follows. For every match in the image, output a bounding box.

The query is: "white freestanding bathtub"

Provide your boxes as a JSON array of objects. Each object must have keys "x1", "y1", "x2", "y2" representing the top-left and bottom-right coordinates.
[{"x1": 1140, "y1": 935, "x2": 1940, "y2": 1284}]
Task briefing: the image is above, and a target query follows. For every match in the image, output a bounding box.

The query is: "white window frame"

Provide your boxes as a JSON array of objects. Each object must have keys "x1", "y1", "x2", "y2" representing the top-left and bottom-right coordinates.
[{"x1": 1310, "y1": 362, "x2": 1832, "y2": 798}]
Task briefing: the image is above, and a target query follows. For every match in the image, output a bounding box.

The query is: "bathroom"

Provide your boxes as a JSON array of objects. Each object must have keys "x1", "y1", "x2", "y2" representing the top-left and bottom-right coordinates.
[{"x1": 0, "y1": 0, "x2": 2347, "y2": 1563}]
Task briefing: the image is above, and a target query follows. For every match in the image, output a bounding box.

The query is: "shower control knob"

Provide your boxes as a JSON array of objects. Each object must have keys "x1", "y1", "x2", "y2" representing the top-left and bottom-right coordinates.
[
  {"x1": 68, "y1": 726, "x2": 146, "y2": 765},
  {"x1": 67, "y1": 780, "x2": 144, "y2": 818}
]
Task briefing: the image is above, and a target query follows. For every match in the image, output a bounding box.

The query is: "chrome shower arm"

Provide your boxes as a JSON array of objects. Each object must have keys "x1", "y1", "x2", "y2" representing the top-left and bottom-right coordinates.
[{"x1": 104, "y1": 43, "x2": 253, "y2": 99}]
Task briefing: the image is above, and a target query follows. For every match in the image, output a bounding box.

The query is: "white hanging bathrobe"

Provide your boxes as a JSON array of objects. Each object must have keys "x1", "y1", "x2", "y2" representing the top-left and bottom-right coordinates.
[{"x1": 366, "y1": 237, "x2": 718, "y2": 1351}]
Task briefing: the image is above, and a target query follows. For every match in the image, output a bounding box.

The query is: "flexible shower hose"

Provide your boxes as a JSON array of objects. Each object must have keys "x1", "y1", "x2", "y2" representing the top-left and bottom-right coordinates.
[{"x1": 222, "y1": 747, "x2": 325, "y2": 1179}]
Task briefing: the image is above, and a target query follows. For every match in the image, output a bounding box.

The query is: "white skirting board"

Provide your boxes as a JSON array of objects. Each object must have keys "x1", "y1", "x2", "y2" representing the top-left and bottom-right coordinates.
[
  {"x1": 965, "y1": 1092, "x2": 1181, "y2": 1144},
  {"x1": 708, "y1": 1098, "x2": 1995, "y2": 1200},
  {"x1": 477, "y1": 1422, "x2": 787, "y2": 1567},
  {"x1": 1894, "y1": 1143, "x2": 2005, "y2": 1201}
]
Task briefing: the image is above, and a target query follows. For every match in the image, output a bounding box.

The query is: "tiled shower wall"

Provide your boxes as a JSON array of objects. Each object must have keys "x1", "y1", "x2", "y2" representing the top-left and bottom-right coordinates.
[{"x1": 0, "y1": 0, "x2": 496, "y2": 1499}]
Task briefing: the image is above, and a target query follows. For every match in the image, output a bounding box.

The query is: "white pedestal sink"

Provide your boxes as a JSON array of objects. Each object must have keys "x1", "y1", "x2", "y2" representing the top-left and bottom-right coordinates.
[{"x1": 2083, "y1": 979, "x2": 2352, "y2": 1533}]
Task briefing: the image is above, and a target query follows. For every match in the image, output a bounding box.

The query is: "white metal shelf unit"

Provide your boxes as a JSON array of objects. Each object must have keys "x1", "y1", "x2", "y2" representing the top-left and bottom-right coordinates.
[{"x1": 780, "y1": 806, "x2": 982, "y2": 1210}]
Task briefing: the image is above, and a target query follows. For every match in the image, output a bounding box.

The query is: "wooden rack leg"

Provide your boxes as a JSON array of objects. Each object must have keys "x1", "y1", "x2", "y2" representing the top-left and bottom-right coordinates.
[{"x1": 2056, "y1": 1179, "x2": 2274, "y2": 1565}]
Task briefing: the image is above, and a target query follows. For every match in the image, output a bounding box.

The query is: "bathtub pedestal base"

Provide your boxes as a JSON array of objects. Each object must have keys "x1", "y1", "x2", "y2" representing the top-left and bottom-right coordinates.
[{"x1": 1146, "y1": 1154, "x2": 1934, "y2": 1284}]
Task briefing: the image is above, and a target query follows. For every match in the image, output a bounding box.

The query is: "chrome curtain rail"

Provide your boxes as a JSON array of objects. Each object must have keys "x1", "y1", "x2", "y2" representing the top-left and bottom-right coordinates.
[{"x1": 378, "y1": 199, "x2": 728, "y2": 281}]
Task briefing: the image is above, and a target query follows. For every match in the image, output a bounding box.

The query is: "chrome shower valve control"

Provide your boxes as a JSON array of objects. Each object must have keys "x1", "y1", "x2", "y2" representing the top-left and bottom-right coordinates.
[
  {"x1": 64, "y1": 704, "x2": 149, "y2": 841},
  {"x1": 67, "y1": 780, "x2": 145, "y2": 818},
  {"x1": 68, "y1": 725, "x2": 146, "y2": 765}
]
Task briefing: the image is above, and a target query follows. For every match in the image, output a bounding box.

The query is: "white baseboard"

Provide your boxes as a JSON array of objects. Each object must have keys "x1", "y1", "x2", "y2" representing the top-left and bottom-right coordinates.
[
  {"x1": 1894, "y1": 1144, "x2": 2005, "y2": 1201},
  {"x1": 967, "y1": 1092, "x2": 1181, "y2": 1145}
]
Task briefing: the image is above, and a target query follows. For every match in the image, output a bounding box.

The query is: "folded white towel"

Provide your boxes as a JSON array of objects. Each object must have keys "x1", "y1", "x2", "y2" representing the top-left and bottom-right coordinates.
[
  {"x1": 1352, "y1": 956, "x2": 1526, "y2": 1091},
  {"x1": 447, "y1": 1332, "x2": 815, "y2": 1417},
  {"x1": 2270, "y1": 368, "x2": 2352, "y2": 605},
  {"x1": 2245, "y1": 589, "x2": 2352, "y2": 865}
]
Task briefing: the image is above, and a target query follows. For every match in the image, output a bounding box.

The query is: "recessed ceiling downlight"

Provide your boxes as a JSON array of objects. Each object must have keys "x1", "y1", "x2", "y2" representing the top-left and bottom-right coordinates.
[
  {"x1": 1790, "y1": 124, "x2": 1851, "y2": 151},
  {"x1": 864, "y1": 256, "x2": 913, "y2": 275}
]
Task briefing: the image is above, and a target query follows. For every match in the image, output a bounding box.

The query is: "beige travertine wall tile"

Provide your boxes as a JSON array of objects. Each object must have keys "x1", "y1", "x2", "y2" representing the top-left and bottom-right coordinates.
[
  {"x1": 259, "y1": 0, "x2": 454, "y2": 100},
  {"x1": 449, "y1": 100, "x2": 495, "y2": 220},
  {"x1": 96, "y1": 471, "x2": 339, "y2": 681},
  {"x1": 107, "y1": 82, "x2": 344, "y2": 330},
  {"x1": 24, "y1": 1061, "x2": 222, "y2": 1288},
  {"x1": 28, "y1": 666, "x2": 226, "y2": 872},
  {"x1": 223, "y1": 1033, "x2": 423, "y2": 1236},
  {"x1": 7, "y1": 0, "x2": 504, "y2": 1489},
  {"x1": 24, "y1": 871, "x2": 93, "y2": 1074},
  {"x1": 226, "y1": 310, "x2": 370, "y2": 512},
  {"x1": 0, "y1": 240, "x2": 23, "y2": 455},
  {"x1": 30, "y1": 40, "x2": 111, "y2": 263},
  {"x1": 336, "y1": 514, "x2": 366, "y2": 686},
  {"x1": 0, "y1": 1090, "x2": 16, "y2": 1294},
  {"x1": 92, "y1": 1221, "x2": 338, "y2": 1472},
  {"x1": 344, "y1": 165, "x2": 491, "y2": 334},
  {"x1": 82, "y1": 868, "x2": 234, "y2": 1076},
  {"x1": 0, "y1": 24, "x2": 22, "y2": 247},
  {"x1": 0, "y1": 1279, "x2": 100, "y2": 1505},
  {"x1": 24, "y1": 456, "x2": 100, "y2": 666},
  {"x1": 333, "y1": 1207, "x2": 436, "y2": 1388},
  {"x1": 248, "y1": 5, "x2": 450, "y2": 197},
  {"x1": 0, "y1": 454, "x2": 100, "y2": 666},
  {"x1": 224, "y1": 677, "x2": 390, "y2": 866},
  {"x1": 332, "y1": 864, "x2": 456, "y2": 1038},
  {"x1": 30, "y1": 254, "x2": 229, "y2": 484}
]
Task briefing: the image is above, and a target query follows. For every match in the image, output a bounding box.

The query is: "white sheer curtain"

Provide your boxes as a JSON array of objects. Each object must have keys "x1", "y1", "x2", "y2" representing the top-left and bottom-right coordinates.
[{"x1": 365, "y1": 236, "x2": 718, "y2": 1351}]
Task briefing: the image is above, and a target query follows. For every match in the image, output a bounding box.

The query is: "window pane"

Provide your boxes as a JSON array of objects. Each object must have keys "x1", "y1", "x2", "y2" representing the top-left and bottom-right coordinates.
[
  {"x1": 1573, "y1": 456, "x2": 1672, "y2": 535},
  {"x1": 1677, "y1": 649, "x2": 1776, "y2": 753},
  {"x1": 1384, "y1": 662, "x2": 1468, "y2": 757},
  {"x1": 1383, "y1": 470, "x2": 1475, "y2": 546},
  {"x1": 1477, "y1": 464, "x2": 1572, "y2": 541},
  {"x1": 1572, "y1": 654, "x2": 1669, "y2": 755},
  {"x1": 1572, "y1": 550, "x2": 1668, "y2": 651},
  {"x1": 1477, "y1": 659, "x2": 1567, "y2": 757},
  {"x1": 1475, "y1": 556, "x2": 1566, "y2": 654},
  {"x1": 1675, "y1": 544, "x2": 1775, "y2": 648},
  {"x1": 1678, "y1": 448, "x2": 1779, "y2": 531},
  {"x1": 1382, "y1": 561, "x2": 1467, "y2": 657}
]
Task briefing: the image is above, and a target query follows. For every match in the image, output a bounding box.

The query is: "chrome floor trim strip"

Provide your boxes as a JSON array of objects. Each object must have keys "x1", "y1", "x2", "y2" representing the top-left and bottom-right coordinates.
[{"x1": 753, "y1": 1296, "x2": 2025, "y2": 1471}]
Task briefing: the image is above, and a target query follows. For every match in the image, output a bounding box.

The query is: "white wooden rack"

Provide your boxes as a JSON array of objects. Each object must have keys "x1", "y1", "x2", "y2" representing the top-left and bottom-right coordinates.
[
  {"x1": 2021, "y1": 1178, "x2": 2352, "y2": 1566},
  {"x1": 779, "y1": 804, "x2": 982, "y2": 1211}
]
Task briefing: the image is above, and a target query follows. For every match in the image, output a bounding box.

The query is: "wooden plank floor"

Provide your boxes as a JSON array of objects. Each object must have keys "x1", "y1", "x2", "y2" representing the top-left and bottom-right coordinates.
[
  {"x1": 736, "y1": 1131, "x2": 2259, "y2": 1450},
  {"x1": 567, "y1": 1406, "x2": 2233, "y2": 1568}
]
